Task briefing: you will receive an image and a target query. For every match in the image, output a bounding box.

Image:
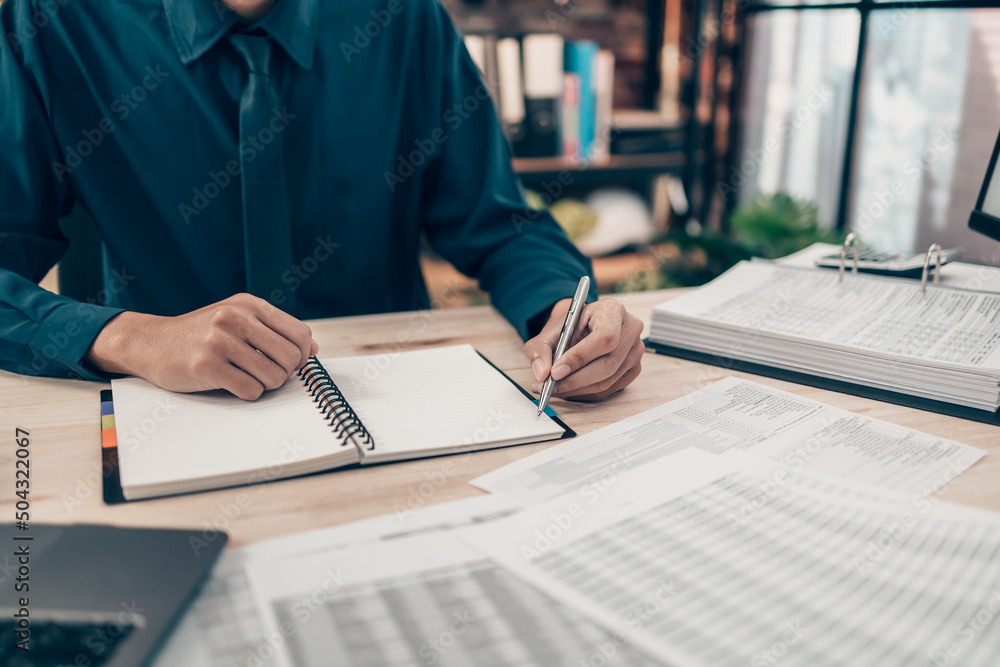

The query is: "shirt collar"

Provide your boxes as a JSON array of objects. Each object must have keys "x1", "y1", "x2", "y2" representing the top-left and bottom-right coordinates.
[{"x1": 163, "y1": 0, "x2": 318, "y2": 70}]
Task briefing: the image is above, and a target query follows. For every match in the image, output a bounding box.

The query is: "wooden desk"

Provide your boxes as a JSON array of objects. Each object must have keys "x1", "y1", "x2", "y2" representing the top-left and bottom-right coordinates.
[{"x1": 2, "y1": 289, "x2": 998, "y2": 547}]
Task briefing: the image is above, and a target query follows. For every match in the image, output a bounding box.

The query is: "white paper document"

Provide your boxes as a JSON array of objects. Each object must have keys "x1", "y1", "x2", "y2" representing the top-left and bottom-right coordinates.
[
  {"x1": 244, "y1": 532, "x2": 664, "y2": 667},
  {"x1": 657, "y1": 262, "x2": 1000, "y2": 368},
  {"x1": 153, "y1": 494, "x2": 521, "y2": 667},
  {"x1": 649, "y1": 261, "x2": 1000, "y2": 410},
  {"x1": 464, "y1": 449, "x2": 1000, "y2": 667},
  {"x1": 473, "y1": 377, "x2": 985, "y2": 506}
]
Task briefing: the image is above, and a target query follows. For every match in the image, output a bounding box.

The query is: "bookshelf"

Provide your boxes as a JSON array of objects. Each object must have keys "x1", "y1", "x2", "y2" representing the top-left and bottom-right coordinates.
[
  {"x1": 512, "y1": 151, "x2": 693, "y2": 185},
  {"x1": 421, "y1": 0, "x2": 740, "y2": 305}
]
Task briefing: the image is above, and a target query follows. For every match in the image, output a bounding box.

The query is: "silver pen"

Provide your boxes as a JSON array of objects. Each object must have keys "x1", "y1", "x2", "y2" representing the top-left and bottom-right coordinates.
[{"x1": 537, "y1": 276, "x2": 590, "y2": 416}]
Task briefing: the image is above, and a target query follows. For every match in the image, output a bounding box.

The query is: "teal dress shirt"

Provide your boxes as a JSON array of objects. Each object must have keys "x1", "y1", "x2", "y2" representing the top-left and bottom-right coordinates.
[{"x1": 0, "y1": 0, "x2": 596, "y2": 380}]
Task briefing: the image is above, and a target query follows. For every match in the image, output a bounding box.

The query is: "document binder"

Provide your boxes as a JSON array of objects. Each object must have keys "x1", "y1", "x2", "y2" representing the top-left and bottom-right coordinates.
[
  {"x1": 649, "y1": 239, "x2": 1000, "y2": 426},
  {"x1": 646, "y1": 341, "x2": 1000, "y2": 425}
]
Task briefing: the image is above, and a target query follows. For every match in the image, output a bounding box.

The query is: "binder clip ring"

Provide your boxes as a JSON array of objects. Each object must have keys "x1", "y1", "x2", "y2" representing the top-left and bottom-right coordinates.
[
  {"x1": 839, "y1": 233, "x2": 859, "y2": 282},
  {"x1": 921, "y1": 244, "x2": 943, "y2": 293}
]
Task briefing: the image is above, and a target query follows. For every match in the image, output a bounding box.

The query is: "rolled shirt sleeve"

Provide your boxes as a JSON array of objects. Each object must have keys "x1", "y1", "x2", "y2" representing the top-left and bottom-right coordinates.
[{"x1": 0, "y1": 0, "x2": 123, "y2": 380}]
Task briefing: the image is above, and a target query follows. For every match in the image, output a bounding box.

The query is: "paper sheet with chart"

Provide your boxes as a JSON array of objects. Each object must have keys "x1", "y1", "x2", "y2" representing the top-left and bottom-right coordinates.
[
  {"x1": 464, "y1": 449, "x2": 1000, "y2": 667},
  {"x1": 472, "y1": 377, "x2": 985, "y2": 506},
  {"x1": 244, "y1": 529, "x2": 665, "y2": 667},
  {"x1": 655, "y1": 262, "x2": 1000, "y2": 369},
  {"x1": 152, "y1": 494, "x2": 522, "y2": 667},
  {"x1": 649, "y1": 261, "x2": 1000, "y2": 410}
]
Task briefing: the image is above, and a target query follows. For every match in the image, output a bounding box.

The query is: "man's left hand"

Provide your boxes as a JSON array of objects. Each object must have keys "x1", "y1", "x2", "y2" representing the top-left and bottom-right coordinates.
[{"x1": 523, "y1": 297, "x2": 645, "y2": 402}]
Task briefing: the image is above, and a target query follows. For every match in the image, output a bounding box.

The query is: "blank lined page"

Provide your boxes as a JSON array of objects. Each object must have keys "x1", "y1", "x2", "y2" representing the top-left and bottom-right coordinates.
[
  {"x1": 321, "y1": 345, "x2": 566, "y2": 462},
  {"x1": 112, "y1": 375, "x2": 353, "y2": 499}
]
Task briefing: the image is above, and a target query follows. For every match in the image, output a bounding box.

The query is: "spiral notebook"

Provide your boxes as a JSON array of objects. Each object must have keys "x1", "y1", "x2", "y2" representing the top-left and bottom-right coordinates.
[{"x1": 101, "y1": 345, "x2": 571, "y2": 502}]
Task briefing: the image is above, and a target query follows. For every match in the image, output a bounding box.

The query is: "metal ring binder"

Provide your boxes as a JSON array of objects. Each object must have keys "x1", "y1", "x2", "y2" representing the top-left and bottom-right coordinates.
[
  {"x1": 297, "y1": 358, "x2": 375, "y2": 451},
  {"x1": 839, "y1": 233, "x2": 859, "y2": 282},
  {"x1": 921, "y1": 244, "x2": 943, "y2": 293}
]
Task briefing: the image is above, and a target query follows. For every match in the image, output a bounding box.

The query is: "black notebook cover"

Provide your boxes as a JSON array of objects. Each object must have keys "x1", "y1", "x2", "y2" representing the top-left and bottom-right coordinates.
[
  {"x1": 100, "y1": 353, "x2": 576, "y2": 504},
  {"x1": 647, "y1": 341, "x2": 1000, "y2": 427}
]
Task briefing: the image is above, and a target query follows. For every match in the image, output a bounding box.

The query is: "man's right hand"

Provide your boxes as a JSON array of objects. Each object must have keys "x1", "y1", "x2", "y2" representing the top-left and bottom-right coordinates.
[{"x1": 86, "y1": 293, "x2": 318, "y2": 400}]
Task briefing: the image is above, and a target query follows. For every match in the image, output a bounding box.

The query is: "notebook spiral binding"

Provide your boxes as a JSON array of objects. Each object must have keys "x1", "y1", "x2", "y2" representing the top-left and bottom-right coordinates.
[{"x1": 298, "y1": 357, "x2": 375, "y2": 451}]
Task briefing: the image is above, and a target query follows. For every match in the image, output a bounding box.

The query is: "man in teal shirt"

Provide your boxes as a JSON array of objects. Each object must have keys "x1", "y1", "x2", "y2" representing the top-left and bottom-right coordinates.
[{"x1": 0, "y1": 0, "x2": 644, "y2": 401}]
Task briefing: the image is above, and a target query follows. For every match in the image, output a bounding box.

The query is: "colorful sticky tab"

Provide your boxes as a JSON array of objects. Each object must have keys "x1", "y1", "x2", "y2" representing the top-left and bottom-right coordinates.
[
  {"x1": 101, "y1": 428, "x2": 118, "y2": 449},
  {"x1": 101, "y1": 397, "x2": 117, "y2": 449},
  {"x1": 530, "y1": 399, "x2": 558, "y2": 418}
]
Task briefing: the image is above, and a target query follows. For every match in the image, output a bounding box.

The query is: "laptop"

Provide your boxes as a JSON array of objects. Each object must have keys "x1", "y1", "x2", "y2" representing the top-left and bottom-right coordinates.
[
  {"x1": 969, "y1": 127, "x2": 1000, "y2": 243},
  {"x1": 0, "y1": 523, "x2": 226, "y2": 667}
]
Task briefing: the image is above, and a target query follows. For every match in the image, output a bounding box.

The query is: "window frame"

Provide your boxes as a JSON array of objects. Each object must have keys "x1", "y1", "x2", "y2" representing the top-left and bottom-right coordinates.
[{"x1": 739, "y1": 0, "x2": 1000, "y2": 230}]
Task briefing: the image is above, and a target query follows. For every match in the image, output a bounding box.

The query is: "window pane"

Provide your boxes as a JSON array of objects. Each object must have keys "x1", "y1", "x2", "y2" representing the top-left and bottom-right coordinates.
[
  {"x1": 736, "y1": 10, "x2": 860, "y2": 226},
  {"x1": 850, "y1": 8, "x2": 1000, "y2": 263}
]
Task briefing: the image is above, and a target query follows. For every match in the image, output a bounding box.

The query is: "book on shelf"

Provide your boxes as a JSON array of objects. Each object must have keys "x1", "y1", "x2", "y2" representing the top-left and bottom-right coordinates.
[
  {"x1": 517, "y1": 33, "x2": 564, "y2": 158},
  {"x1": 495, "y1": 37, "x2": 527, "y2": 146},
  {"x1": 561, "y1": 73, "x2": 580, "y2": 157},
  {"x1": 462, "y1": 32, "x2": 616, "y2": 160},
  {"x1": 592, "y1": 49, "x2": 615, "y2": 160},
  {"x1": 564, "y1": 41, "x2": 598, "y2": 158}
]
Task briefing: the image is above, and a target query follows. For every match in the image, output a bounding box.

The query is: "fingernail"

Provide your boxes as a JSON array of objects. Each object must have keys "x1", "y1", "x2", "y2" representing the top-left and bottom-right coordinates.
[
  {"x1": 551, "y1": 364, "x2": 571, "y2": 381},
  {"x1": 529, "y1": 382, "x2": 541, "y2": 393},
  {"x1": 531, "y1": 358, "x2": 546, "y2": 381}
]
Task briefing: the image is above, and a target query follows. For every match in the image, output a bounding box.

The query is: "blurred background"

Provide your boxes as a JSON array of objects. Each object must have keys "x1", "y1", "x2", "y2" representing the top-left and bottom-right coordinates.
[
  {"x1": 41, "y1": 0, "x2": 1000, "y2": 307},
  {"x1": 421, "y1": 0, "x2": 1000, "y2": 307}
]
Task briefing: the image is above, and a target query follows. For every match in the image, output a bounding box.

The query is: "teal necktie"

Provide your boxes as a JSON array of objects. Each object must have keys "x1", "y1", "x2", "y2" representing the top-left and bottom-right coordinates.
[{"x1": 230, "y1": 34, "x2": 295, "y2": 314}]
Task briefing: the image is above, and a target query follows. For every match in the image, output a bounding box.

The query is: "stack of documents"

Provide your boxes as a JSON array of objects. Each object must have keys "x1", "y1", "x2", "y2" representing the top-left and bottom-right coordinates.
[
  {"x1": 472, "y1": 377, "x2": 985, "y2": 502},
  {"x1": 164, "y1": 378, "x2": 994, "y2": 667},
  {"x1": 649, "y1": 261, "x2": 1000, "y2": 412},
  {"x1": 467, "y1": 449, "x2": 1000, "y2": 667}
]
